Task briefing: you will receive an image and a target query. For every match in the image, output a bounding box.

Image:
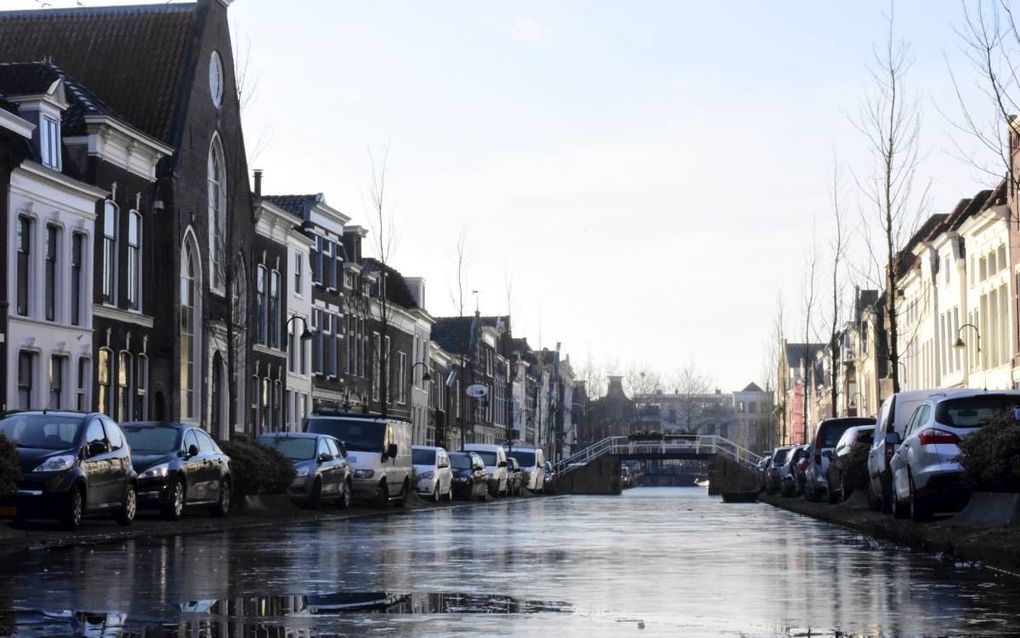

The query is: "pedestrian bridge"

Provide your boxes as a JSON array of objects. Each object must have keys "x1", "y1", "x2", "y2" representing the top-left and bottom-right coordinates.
[{"x1": 553, "y1": 435, "x2": 762, "y2": 492}]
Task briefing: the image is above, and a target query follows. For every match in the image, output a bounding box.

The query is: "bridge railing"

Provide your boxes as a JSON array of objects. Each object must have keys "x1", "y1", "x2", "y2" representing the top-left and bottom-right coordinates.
[{"x1": 554, "y1": 435, "x2": 762, "y2": 477}]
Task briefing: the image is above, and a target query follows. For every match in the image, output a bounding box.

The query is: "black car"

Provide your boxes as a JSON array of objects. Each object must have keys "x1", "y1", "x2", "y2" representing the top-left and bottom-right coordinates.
[
  {"x1": 449, "y1": 452, "x2": 488, "y2": 501},
  {"x1": 0, "y1": 411, "x2": 137, "y2": 530},
  {"x1": 121, "y1": 422, "x2": 232, "y2": 520},
  {"x1": 826, "y1": 425, "x2": 875, "y2": 503},
  {"x1": 506, "y1": 457, "x2": 523, "y2": 496}
]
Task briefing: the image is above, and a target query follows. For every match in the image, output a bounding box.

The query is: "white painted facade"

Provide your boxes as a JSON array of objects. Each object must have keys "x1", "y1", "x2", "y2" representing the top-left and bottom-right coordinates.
[{"x1": 283, "y1": 207, "x2": 314, "y2": 431}]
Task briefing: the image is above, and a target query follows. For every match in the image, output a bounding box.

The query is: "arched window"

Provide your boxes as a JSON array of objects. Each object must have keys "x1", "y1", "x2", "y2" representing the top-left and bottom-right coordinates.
[
  {"x1": 180, "y1": 240, "x2": 199, "y2": 419},
  {"x1": 207, "y1": 136, "x2": 227, "y2": 292}
]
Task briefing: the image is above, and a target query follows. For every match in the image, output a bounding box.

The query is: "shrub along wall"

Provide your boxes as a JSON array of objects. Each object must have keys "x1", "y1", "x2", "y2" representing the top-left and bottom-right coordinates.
[
  {"x1": 0, "y1": 434, "x2": 19, "y2": 498},
  {"x1": 217, "y1": 438, "x2": 295, "y2": 498},
  {"x1": 958, "y1": 414, "x2": 1020, "y2": 492}
]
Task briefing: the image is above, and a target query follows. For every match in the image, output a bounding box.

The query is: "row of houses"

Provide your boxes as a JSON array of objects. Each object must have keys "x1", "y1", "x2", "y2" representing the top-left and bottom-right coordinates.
[
  {"x1": 777, "y1": 123, "x2": 1020, "y2": 444},
  {"x1": 0, "y1": 0, "x2": 579, "y2": 459}
]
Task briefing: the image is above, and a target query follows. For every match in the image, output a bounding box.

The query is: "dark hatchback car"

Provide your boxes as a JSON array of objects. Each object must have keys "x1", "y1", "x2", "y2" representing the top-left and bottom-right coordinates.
[
  {"x1": 0, "y1": 411, "x2": 137, "y2": 530},
  {"x1": 506, "y1": 457, "x2": 523, "y2": 496},
  {"x1": 121, "y1": 422, "x2": 232, "y2": 520},
  {"x1": 257, "y1": 432, "x2": 351, "y2": 509},
  {"x1": 449, "y1": 452, "x2": 488, "y2": 501},
  {"x1": 826, "y1": 424, "x2": 874, "y2": 503}
]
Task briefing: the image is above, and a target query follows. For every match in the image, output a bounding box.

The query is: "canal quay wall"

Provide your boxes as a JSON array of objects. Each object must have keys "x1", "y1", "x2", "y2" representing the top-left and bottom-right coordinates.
[{"x1": 760, "y1": 492, "x2": 1020, "y2": 575}]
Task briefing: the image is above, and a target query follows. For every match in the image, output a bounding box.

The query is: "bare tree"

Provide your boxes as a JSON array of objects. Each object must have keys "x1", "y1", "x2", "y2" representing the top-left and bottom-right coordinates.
[
  {"x1": 624, "y1": 365, "x2": 661, "y2": 398},
  {"x1": 672, "y1": 363, "x2": 713, "y2": 434},
  {"x1": 800, "y1": 235, "x2": 821, "y2": 443},
  {"x1": 578, "y1": 350, "x2": 608, "y2": 400},
  {"x1": 826, "y1": 159, "x2": 848, "y2": 418},
  {"x1": 852, "y1": 6, "x2": 927, "y2": 396},
  {"x1": 448, "y1": 226, "x2": 470, "y2": 317},
  {"x1": 366, "y1": 146, "x2": 398, "y2": 418}
]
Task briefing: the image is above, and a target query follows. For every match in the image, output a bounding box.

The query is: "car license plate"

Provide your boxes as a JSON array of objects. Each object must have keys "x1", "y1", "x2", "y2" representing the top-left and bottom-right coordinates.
[{"x1": 0, "y1": 506, "x2": 16, "y2": 518}]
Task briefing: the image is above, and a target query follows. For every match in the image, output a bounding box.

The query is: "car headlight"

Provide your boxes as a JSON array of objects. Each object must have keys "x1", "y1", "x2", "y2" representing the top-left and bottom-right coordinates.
[
  {"x1": 419, "y1": 471, "x2": 434, "y2": 480},
  {"x1": 139, "y1": 463, "x2": 170, "y2": 479},
  {"x1": 33, "y1": 455, "x2": 76, "y2": 473},
  {"x1": 353, "y1": 469, "x2": 375, "y2": 479},
  {"x1": 295, "y1": 467, "x2": 311, "y2": 478}
]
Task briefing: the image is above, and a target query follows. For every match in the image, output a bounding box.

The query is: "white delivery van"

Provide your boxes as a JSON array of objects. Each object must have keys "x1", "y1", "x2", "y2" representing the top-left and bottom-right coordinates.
[
  {"x1": 305, "y1": 412, "x2": 412, "y2": 507},
  {"x1": 506, "y1": 445, "x2": 545, "y2": 493},
  {"x1": 462, "y1": 443, "x2": 508, "y2": 497}
]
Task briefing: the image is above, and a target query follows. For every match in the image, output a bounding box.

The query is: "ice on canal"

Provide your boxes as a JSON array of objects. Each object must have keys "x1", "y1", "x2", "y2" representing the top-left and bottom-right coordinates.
[{"x1": 0, "y1": 487, "x2": 1017, "y2": 636}]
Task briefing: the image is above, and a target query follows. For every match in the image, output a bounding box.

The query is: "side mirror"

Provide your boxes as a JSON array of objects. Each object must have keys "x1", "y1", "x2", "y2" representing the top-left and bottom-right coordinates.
[
  {"x1": 387, "y1": 443, "x2": 398, "y2": 459},
  {"x1": 885, "y1": 432, "x2": 901, "y2": 446},
  {"x1": 87, "y1": 440, "x2": 109, "y2": 457},
  {"x1": 187, "y1": 444, "x2": 200, "y2": 458},
  {"x1": 318, "y1": 453, "x2": 332, "y2": 464},
  {"x1": 499, "y1": 460, "x2": 507, "y2": 468}
]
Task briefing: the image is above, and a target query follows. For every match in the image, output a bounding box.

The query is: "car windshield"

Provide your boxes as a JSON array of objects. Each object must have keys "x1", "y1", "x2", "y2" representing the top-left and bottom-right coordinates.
[
  {"x1": 123, "y1": 426, "x2": 180, "y2": 453},
  {"x1": 508, "y1": 450, "x2": 536, "y2": 466},
  {"x1": 935, "y1": 395, "x2": 1020, "y2": 428},
  {"x1": 305, "y1": 418, "x2": 385, "y2": 452},
  {"x1": 260, "y1": 436, "x2": 316, "y2": 460},
  {"x1": 472, "y1": 450, "x2": 498, "y2": 465},
  {"x1": 412, "y1": 448, "x2": 436, "y2": 465},
  {"x1": 449, "y1": 454, "x2": 472, "y2": 469},
  {"x1": 772, "y1": 449, "x2": 789, "y2": 464},
  {"x1": 818, "y1": 419, "x2": 875, "y2": 447},
  {"x1": 0, "y1": 414, "x2": 83, "y2": 450}
]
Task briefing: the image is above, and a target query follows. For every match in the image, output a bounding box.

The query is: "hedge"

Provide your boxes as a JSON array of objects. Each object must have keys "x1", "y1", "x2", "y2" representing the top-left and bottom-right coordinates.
[
  {"x1": 0, "y1": 434, "x2": 18, "y2": 498},
  {"x1": 958, "y1": 414, "x2": 1020, "y2": 492},
  {"x1": 218, "y1": 438, "x2": 295, "y2": 497},
  {"x1": 841, "y1": 442, "x2": 870, "y2": 490}
]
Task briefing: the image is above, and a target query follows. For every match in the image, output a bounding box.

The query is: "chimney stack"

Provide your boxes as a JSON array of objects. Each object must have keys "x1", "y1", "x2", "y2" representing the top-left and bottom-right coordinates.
[{"x1": 253, "y1": 169, "x2": 263, "y2": 197}]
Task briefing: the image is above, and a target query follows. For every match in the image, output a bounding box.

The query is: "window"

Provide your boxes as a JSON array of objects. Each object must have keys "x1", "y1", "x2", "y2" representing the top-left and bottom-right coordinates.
[
  {"x1": 71, "y1": 234, "x2": 83, "y2": 326},
  {"x1": 312, "y1": 309, "x2": 324, "y2": 375},
  {"x1": 45, "y1": 224, "x2": 59, "y2": 321},
  {"x1": 207, "y1": 137, "x2": 226, "y2": 291},
  {"x1": 16, "y1": 215, "x2": 31, "y2": 316},
  {"x1": 76, "y1": 358, "x2": 89, "y2": 411},
  {"x1": 324, "y1": 240, "x2": 335, "y2": 289},
  {"x1": 135, "y1": 355, "x2": 148, "y2": 420},
  {"x1": 256, "y1": 265, "x2": 267, "y2": 345},
  {"x1": 294, "y1": 252, "x2": 303, "y2": 296},
  {"x1": 397, "y1": 352, "x2": 407, "y2": 404},
  {"x1": 300, "y1": 321, "x2": 308, "y2": 375},
  {"x1": 180, "y1": 244, "x2": 197, "y2": 419},
  {"x1": 98, "y1": 348, "x2": 112, "y2": 416},
  {"x1": 39, "y1": 115, "x2": 60, "y2": 170},
  {"x1": 372, "y1": 332, "x2": 381, "y2": 400},
  {"x1": 313, "y1": 236, "x2": 323, "y2": 285},
  {"x1": 384, "y1": 335, "x2": 391, "y2": 398},
  {"x1": 128, "y1": 211, "x2": 142, "y2": 310},
  {"x1": 49, "y1": 355, "x2": 64, "y2": 409},
  {"x1": 329, "y1": 314, "x2": 339, "y2": 377},
  {"x1": 117, "y1": 351, "x2": 131, "y2": 423},
  {"x1": 18, "y1": 351, "x2": 34, "y2": 409},
  {"x1": 85, "y1": 420, "x2": 105, "y2": 450},
  {"x1": 102, "y1": 201, "x2": 117, "y2": 304},
  {"x1": 104, "y1": 419, "x2": 124, "y2": 451},
  {"x1": 269, "y1": 270, "x2": 280, "y2": 348}
]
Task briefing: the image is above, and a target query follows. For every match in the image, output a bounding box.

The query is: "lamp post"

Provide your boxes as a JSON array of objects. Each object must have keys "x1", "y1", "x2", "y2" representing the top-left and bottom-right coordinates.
[
  {"x1": 410, "y1": 361, "x2": 432, "y2": 384},
  {"x1": 954, "y1": 323, "x2": 982, "y2": 388},
  {"x1": 285, "y1": 315, "x2": 313, "y2": 348}
]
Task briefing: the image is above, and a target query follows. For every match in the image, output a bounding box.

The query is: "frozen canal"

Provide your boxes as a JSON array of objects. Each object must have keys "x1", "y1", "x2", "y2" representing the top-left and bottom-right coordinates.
[{"x1": 0, "y1": 487, "x2": 1017, "y2": 636}]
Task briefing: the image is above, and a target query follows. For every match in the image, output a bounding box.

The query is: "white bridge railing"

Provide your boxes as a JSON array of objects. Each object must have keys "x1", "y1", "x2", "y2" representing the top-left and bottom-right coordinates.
[{"x1": 554, "y1": 435, "x2": 763, "y2": 478}]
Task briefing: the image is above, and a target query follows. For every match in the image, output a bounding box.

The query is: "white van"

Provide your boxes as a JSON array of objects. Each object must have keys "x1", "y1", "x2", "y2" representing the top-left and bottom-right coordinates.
[
  {"x1": 462, "y1": 443, "x2": 508, "y2": 497},
  {"x1": 506, "y1": 445, "x2": 545, "y2": 493},
  {"x1": 305, "y1": 412, "x2": 412, "y2": 507}
]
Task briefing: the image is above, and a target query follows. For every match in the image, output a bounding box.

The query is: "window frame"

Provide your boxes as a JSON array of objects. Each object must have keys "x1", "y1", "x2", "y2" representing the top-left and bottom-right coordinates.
[
  {"x1": 102, "y1": 201, "x2": 118, "y2": 305},
  {"x1": 127, "y1": 210, "x2": 142, "y2": 311}
]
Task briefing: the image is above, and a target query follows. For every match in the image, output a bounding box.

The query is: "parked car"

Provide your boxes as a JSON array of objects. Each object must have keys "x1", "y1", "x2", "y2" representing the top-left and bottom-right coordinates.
[
  {"x1": 0, "y1": 411, "x2": 137, "y2": 530},
  {"x1": 543, "y1": 460, "x2": 556, "y2": 495},
  {"x1": 765, "y1": 446, "x2": 792, "y2": 495},
  {"x1": 825, "y1": 424, "x2": 874, "y2": 503},
  {"x1": 122, "y1": 422, "x2": 232, "y2": 520},
  {"x1": 780, "y1": 445, "x2": 810, "y2": 496},
  {"x1": 412, "y1": 445, "x2": 453, "y2": 502},
  {"x1": 621, "y1": 465, "x2": 633, "y2": 488},
  {"x1": 257, "y1": 432, "x2": 351, "y2": 509},
  {"x1": 507, "y1": 446, "x2": 545, "y2": 493},
  {"x1": 803, "y1": 417, "x2": 876, "y2": 502},
  {"x1": 889, "y1": 390, "x2": 1020, "y2": 521},
  {"x1": 449, "y1": 451, "x2": 488, "y2": 501},
  {"x1": 867, "y1": 390, "x2": 947, "y2": 513},
  {"x1": 462, "y1": 443, "x2": 508, "y2": 497},
  {"x1": 305, "y1": 411, "x2": 412, "y2": 507},
  {"x1": 506, "y1": 457, "x2": 523, "y2": 496},
  {"x1": 757, "y1": 456, "x2": 772, "y2": 492}
]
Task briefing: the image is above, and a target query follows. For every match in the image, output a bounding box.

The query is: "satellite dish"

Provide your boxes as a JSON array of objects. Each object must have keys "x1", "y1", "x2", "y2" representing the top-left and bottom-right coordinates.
[{"x1": 466, "y1": 384, "x2": 488, "y2": 398}]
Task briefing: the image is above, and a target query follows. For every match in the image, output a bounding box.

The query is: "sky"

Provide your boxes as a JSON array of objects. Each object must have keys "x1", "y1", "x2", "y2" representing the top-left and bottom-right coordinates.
[{"x1": 6, "y1": 0, "x2": 1007, "y2": 393}]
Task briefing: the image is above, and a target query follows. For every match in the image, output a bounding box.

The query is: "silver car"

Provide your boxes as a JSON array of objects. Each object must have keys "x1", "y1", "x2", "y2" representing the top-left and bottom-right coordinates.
[
  {"x1": 257, "y1": 433, "x2": 352, "y2": 509},
  {"x1": 889, "y1": 390, "x2": 1020, "y2": 521}
]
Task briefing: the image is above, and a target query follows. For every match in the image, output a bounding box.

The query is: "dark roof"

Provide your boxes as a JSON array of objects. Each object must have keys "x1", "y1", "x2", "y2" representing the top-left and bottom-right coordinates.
[
  {"x1": 263, "y1": 194, "x2": 324, "y2": 220},
  {"x1": 896, "y1": 213, "x2": 947, "y2": 278},
  {"x1": 739, "y1": 382, "x2": 764, "y2": 393},
  {"x1": 0, "y1": 2, "x2": 200, "y2": 142},
  {"x1": 785, "y1": 342, "x2": 825, "y2": 367},
  {"x1": 431, "y1": 315, "x2": 510, "y2": 355},
  {"x1": 362, "y1": 258, "x2": 417, "y2": 310},
  {"x1": 853, "y1": 289, "x2": 879, "y2": 322}
]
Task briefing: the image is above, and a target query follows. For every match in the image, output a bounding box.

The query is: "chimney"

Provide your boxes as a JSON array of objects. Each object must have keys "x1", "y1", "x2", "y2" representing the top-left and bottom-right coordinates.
[{"x1": 253, "y1": 169, "x2": 263, "y2": 197}]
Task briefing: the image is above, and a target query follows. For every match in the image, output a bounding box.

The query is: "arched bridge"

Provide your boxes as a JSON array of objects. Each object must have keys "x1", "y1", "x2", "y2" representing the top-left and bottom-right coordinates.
[{"x1": 553, "y1": 435, "x2": 762, "y2": 495}]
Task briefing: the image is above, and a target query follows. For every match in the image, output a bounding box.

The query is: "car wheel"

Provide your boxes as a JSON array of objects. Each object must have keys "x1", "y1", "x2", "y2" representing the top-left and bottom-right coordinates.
[
  {"x1": 375, "y1": 479, "x2": 389, "y2": 509},
  {"x1": 866, "y1": 482, "x2": 881, "y2": 511},
  {"x1": 161, "y1": 477, "x2": 186, "y2": 521},
  {"x1": 116, "y1": 484, "x2": 137, "y2": 527},
  {"x1": 306, "y1": 479, "x2": 323, "y2": 509},
  {"x1": 909, "y1": 472, "x2": 931, "y2": 522},
  {"x1": 63, "y1": 486, "x2": 84, "y2": 531},
  {"x1": 209, "y1": 479, "x2": 231, "y2": 517},
  {"x1": 395, "y1": 479, "x2": 409, "y2": 509},
  {"x1": 432, "y1": 485, "x2": 440, "y2": 503},
  {"x1": 840, "y1": 475, "x2": 852, "y2": 504},
  {"x1": 338, "y1": 479, "x2": 352, "y2": 510}
]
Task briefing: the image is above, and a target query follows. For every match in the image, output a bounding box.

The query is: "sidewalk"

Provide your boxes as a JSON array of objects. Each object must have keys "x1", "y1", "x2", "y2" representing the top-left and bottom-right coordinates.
[
  {"x1": 0, "y1": 491, "x2": 537, "y2": 557},
  {"x1": 759, "y1": 492, "x2": 1020, "y2": 575}
]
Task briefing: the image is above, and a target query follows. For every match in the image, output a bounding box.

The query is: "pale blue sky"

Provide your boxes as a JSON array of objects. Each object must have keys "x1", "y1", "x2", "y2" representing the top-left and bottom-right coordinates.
[{"x1": 7, "y1": 1, "x2": 1001, "y2": 392}]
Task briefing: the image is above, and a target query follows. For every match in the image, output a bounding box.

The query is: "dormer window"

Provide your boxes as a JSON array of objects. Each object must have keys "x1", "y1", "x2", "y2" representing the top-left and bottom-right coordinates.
[{"x1": 39, "y1": 115, "x2": 60, "y2": 170}]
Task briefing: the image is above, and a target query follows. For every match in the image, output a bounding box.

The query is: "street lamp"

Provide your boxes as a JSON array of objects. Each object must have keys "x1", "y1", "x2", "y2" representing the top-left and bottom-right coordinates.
[
  {"x1": 953, "y1": 322, "x2": 981, "y2": 353},
  {"x1": 410, "y1": 361, "x2": 432, "y2": 383},
  {"x1": 285, "y1": 315, "x2": 313, "y2": 348}
]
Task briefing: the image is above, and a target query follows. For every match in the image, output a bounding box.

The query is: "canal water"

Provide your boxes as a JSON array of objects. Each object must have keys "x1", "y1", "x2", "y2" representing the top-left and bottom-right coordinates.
[{"x1": 0, "y1": 487, "x2": 1017, "y2": 636}]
